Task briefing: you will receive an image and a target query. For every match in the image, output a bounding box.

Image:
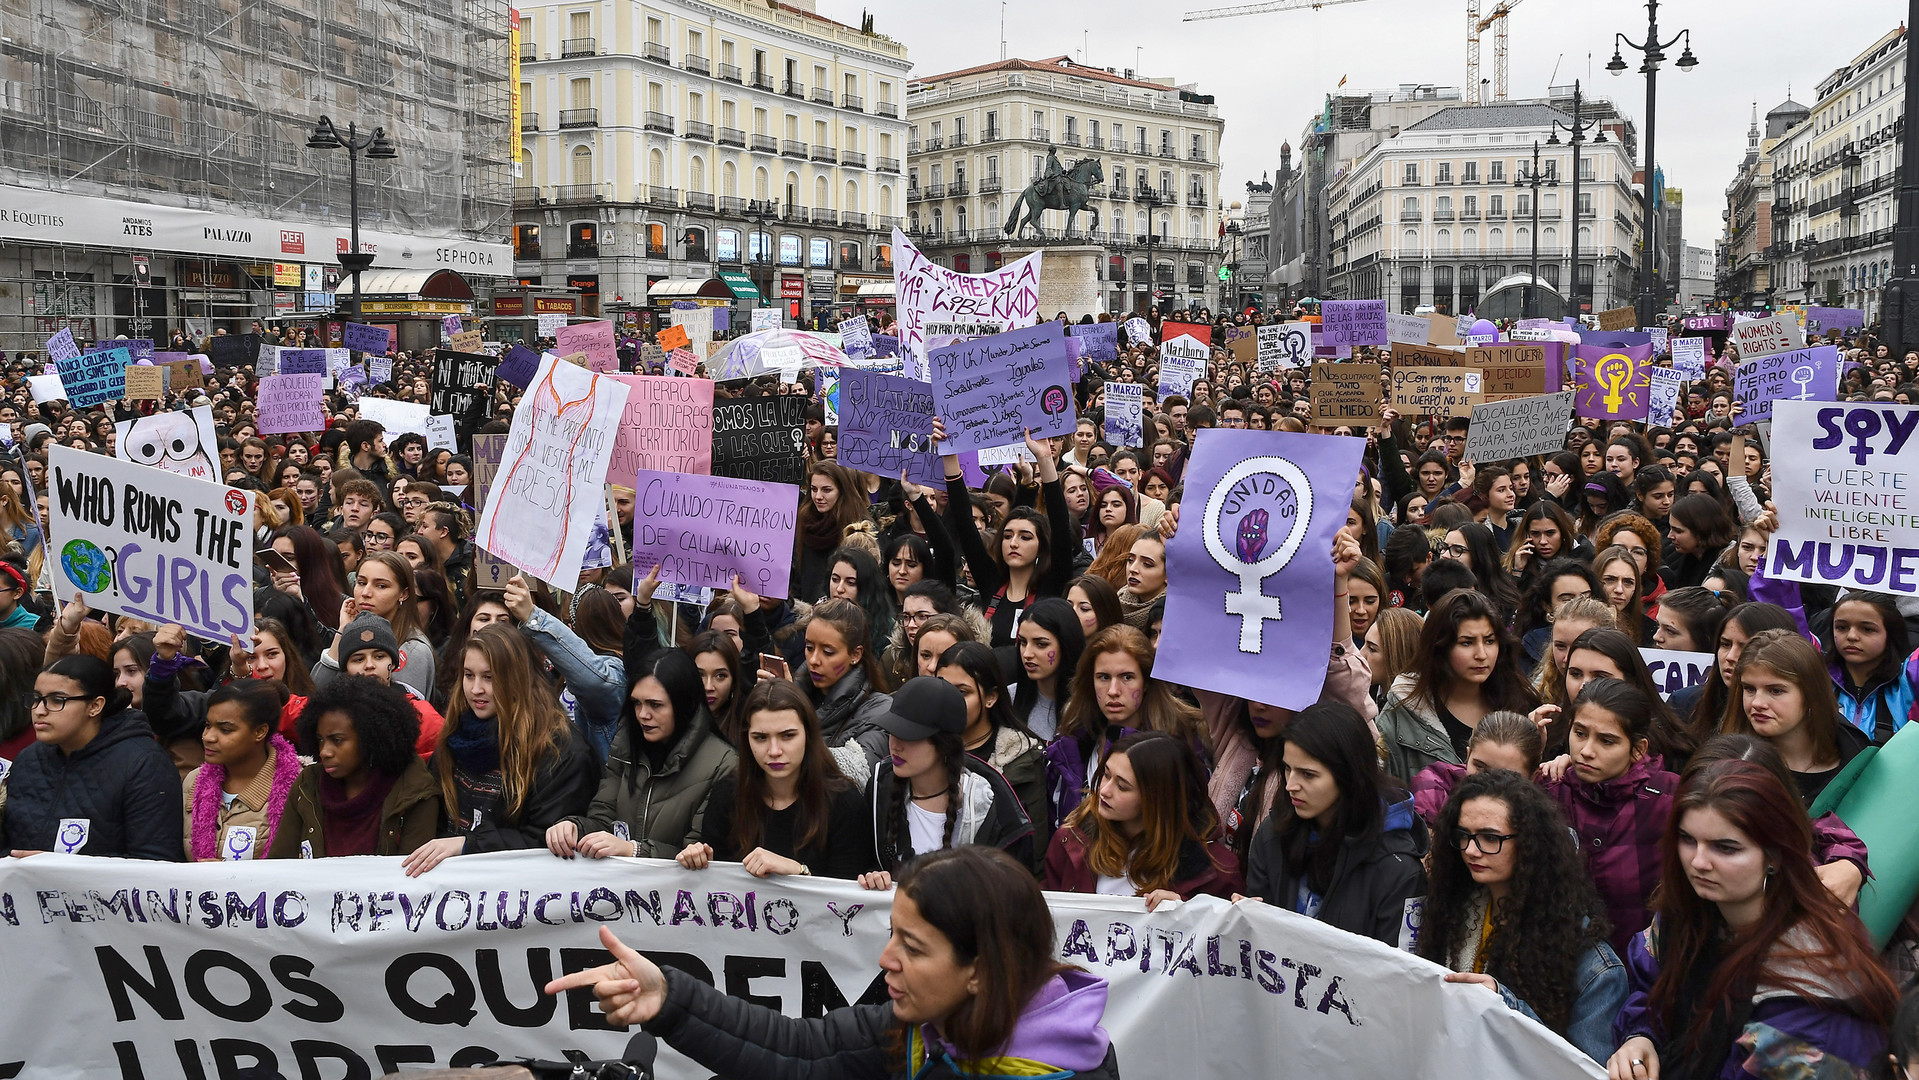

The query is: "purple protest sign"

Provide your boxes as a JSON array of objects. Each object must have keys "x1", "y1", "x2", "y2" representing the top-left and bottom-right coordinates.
[
  {"x1": 45, "y1": 328, "x2": 79, "y2": 365},
  {"x1": 1573, "y1": 343, "x2": 1654, "y2": 422},
  {"x1": 555, "y1": 319, "x2": 617, "y2": 373},
  {"x1": 1806, "y1": 307, "x2": 1866, "y2": 337},
  {"x1": 277, "y1": 349, "x2": 328, "y2": 375},
  {"x1": 1070, "y1": 321, "x2": 1119, "y2": 366},
  {"x1": 256, "y1": 373, "x2": 326, "y2": 435},
  {"x1": 1156, "y1": 429, "x2": 1364, "y2": 709},
  {"x1": 442, "y1": 314, "x2": 464, "y2": 338},
  {"x1": 1682, "y1": 314, "x2": 1727, "y2": 331},
  {"x1": 1320, "y1": 299, "x2": 1389, "y2": 348},
  {"x1": 122, "y1": 339, "x2": 155, "y2": 365},
  {"x1": 928, "y1": 322, "x2": 1077, "y2": 453},
  {"x1": 497, "y1": 344, "x2": 541, "y2": 388},
  {"x1": 631, "y1": 468, "x2": 799, "y2": 599},
  {"x1": 837, "y1": 366, "x2": 941, "y2": 485},
  {"x1": 341, "y1": 322, "x2": 391, "y2": 354},
  {"x1": 1733, "y1": 345, "x2": 1841, "y2": 424}
]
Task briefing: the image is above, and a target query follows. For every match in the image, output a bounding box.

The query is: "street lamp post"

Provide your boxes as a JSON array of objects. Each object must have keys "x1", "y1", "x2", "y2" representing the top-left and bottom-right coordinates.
[
  {"x1": 1548, "y1": 81, "x2": 1607, "y2": 317},
  {"x1": 1609, "y1": 2, "x2": 1698, "y2": 328},
  {"x1": 306, "y1": 116, "x2": 398, "y2": 323},
  {"x1": 1517, "y1": 141, "x2": 1558, "y2": 318},
  {"x1": 744, "y1": 199, "x2": 779, "y2": 319},
  {"x1": 1138, "y1": 185, "x2": 1167, "y2": 315}
]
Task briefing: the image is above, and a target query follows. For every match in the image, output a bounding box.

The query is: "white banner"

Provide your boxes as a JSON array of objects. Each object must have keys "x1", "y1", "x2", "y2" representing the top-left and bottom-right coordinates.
[
  {"x1": 892, "y1": 227, "x2": 1042, "y2": 381},
  {"x1": 0, "y1": 853, "x2": 1599, "y2": 1080},
  {"x1": 46, "y1": 445, "x2": 254, "y2": 642},
  {"x1": 0, "y1": 184, "x2": 510, "y2": 274},
  {"x1": 1769, "y1": 401, "x2": 1919, "y2": 595}
]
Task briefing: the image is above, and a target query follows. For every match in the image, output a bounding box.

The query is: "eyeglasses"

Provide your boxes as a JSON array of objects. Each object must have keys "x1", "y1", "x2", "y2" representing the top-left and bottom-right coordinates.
[
  {"x1": 1451, "y1": 828, "x2": 1518, "y2": 854},
  {"x1": 901, "y1": 611, "x2": 932, "y2": 629},
  {"x1": 26, "y1": 692, "x2": 88, "y2": 712},
  {"x1": 1439, "y1": 542, "x2": 1470, "y2": 559}
]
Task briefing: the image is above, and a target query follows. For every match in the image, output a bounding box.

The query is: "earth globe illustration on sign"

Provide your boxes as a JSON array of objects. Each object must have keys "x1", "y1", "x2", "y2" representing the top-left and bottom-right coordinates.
[{"x1": 61, "y1": 538, "x2": 111, "y2": 594}]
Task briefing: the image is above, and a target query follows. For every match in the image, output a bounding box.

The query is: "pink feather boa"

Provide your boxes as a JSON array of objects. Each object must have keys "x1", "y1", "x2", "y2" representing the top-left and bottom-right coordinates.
[{"x1": 189, "y1": 734, "x2": 301, "y2": 861}]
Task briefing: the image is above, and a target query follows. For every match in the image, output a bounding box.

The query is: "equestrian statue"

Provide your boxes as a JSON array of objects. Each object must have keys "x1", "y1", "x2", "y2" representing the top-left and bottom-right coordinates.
[{"x1": 1003, "y1": 148, "x2": 1103, "y2": 239}]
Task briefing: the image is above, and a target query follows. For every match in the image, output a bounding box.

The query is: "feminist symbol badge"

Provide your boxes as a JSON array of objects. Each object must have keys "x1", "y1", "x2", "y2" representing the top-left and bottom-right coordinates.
[{"x1": 1202, "y1": 456, "x2": 1314, "y2": 652}]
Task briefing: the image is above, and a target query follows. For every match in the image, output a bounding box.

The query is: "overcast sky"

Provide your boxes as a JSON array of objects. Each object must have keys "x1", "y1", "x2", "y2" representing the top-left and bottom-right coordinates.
[{"x1": 862, "y1": 0, "x2": 1907, "y2": 248}]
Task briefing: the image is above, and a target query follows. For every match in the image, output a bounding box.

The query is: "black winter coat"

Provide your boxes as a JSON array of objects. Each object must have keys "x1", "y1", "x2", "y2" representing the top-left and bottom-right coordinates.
[
  {"x1": 644, "y1": 968, "x2": 1122, "y2": 1080},
  {"x1": 1, "y1": 708, "x2": 185, "y2": 860},
  {"x1": 434, "y1": 724, "x2": 599, "y2": 852},
  {"x1": 1243, "y1": 806, "x2": 1429, "y2": 947}
]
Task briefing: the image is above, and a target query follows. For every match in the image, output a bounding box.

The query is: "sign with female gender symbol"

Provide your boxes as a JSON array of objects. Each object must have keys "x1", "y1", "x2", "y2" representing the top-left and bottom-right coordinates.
[{"x1": 1157, "y1": 429, "x2": 1363, "y2": 710}]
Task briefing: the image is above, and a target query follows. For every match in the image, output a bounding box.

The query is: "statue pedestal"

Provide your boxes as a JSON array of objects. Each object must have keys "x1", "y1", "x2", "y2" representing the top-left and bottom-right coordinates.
[{"x1": 1001, "y1": 244, "x2": 1104, "y2": 321}]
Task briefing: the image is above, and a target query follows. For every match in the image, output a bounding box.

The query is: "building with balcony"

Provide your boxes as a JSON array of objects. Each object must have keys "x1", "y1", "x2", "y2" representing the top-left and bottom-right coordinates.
[
  {"x1": 1719, "y1": 104, "x2": 1789, "y2": 309},
  {"x1": 904, "y1": 56, "x2": 1226, "y2": 315},
  {"x1": 1761, "y1": 24, "x2": 1905, "y2": 319},
  {"x1": 0, "y1": 0, "x2": 513, "y2": 351},
  {"x1": 1323, "y1": 99, "x2": 1642, "y2": 318},
  {"x1": 514, "y1": 0, "x2": 910, "y2": 323}
]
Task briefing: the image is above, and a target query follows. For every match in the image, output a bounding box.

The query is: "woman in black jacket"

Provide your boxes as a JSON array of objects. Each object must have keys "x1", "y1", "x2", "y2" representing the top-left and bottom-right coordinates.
[
  {"x1": 937, "y1": 427, "x2": 1078, "y2": 647},
  {"x1": 3, "y1": 654, "x2": 183, "y2": 860},
  {"x1": 547, "y1": 846, "x2": 1120, "y2": 1080},
  {"x1": 1241, "y1": 702, "x2": 1428, "y2": 946}
]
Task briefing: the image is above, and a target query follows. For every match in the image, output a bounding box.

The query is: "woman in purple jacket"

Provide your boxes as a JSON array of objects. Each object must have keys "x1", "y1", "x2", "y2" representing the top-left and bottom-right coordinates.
[{"x1": 1607, "y1": 760, "x2": 1896, "y2": 1080}]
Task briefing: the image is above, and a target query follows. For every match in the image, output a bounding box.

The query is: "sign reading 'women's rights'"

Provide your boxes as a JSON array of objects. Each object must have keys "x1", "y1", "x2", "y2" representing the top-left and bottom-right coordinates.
[
  {"x1": 631, "y1": 468, "x2": 799, "y2": 599},
  {"x1": 1156, "y1": 429, "x2": 1364, "y2": 709},
  {"x1": 47, "y1": 445, "x2": 256, "y2": 641},
  {"x1": 1768, "y1": 400, "x2": 1919, "y2": 595},
  {"x1": 927, "y1": 322, "x2": 1077, "y2": 454}
]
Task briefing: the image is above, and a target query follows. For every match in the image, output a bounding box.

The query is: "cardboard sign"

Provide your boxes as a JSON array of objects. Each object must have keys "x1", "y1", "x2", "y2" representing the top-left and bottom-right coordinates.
[
  {"x1": 1311, "y1": 362, "x2": 1382, "y2": 425},
  {"x1": 1320, "y1": 299, "x2": 1389, "y2": 348},
  {"x1": 1730, "y1": 314, "x2": 1805, "y2": 358},
  {"x1": 837, "y1": 367, "x2": 941, "y2": 485},
  {"x1": 928, "y1": 322, "x2": 1077, "y2": 454},
  {"x1": 1391, "y1": 367, "x2": 1483, "y2": 418},
  {"x1": 1427, "y1": 313, "x2": 1462, "y2": 345},
  {"x1": 1220, "y1": 325, "x2": 1258, "y2": 366},
  {"x1": 1463, "y1": 391, "x2": 1578, "y2": 462},
  {"x1": 466, "y1": 433, "x2": 514, "y2": 590},
  {"x1": 1469, "y1": 344, "x2": 1550, "y2": 399},
  {"x1": 711, "y1": 395, "x2": 807, "y2": 485},
  {"x1": 1394, "y1": 343, "x2": 1467, "y2": 368},
  {"x1": 449, "y1": 329, "x2": 484, "y2": 354},
  {"x1": 122, "y1": 365, "x2": 164, "y2": 401},
  {"x1": 47, "y1": 445, "x2": 254, "y2": 641},
  {"x1": 1595, "y1": 306, "x2": 1637, "y2": 332}
]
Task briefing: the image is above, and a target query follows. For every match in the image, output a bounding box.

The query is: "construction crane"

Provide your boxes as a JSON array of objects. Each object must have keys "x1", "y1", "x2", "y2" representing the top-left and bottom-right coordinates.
[{"x1": 1182, "y1": 0, "x2": 1523, "y2": 105}]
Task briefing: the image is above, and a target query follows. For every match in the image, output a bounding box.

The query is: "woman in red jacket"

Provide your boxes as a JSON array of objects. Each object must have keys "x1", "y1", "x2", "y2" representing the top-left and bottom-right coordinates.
[{"x1": 1044, "y1": 730, "x2": 1241, "y2": 907}]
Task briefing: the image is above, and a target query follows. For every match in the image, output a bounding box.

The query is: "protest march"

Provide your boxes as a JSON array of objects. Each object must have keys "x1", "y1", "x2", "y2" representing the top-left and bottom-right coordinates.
[{"x1": 2, "y1": 287, "x2": 1919, "y2": 1080}]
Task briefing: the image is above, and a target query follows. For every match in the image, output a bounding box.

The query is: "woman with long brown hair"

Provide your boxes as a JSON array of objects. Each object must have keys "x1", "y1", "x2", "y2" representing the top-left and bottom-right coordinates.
[
  {"x1": 402, "y1": 624, "x2": 596, "y2": 875},
  {"x1": 1608, "y1": 760, "x2": 1897, "y2": 1080},
  {"x1": 1377, "y1": 588, "x2": 1541, "y2": 784},
  {"x1": 793, "y1": 461, "x2": 869, "y2": 603},
  {"x1": 311, "y1": 551, "x2": 435, "y2": 698},
  {"x1": 1044, "y1": 624, "x2": 1206, "y2": 829}
]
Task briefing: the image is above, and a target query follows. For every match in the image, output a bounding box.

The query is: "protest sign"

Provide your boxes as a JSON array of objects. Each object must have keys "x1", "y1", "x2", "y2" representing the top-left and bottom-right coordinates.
[
  {"x1": 122, "y1": 365, "x2": 164, "y2": 401},
  {"x1": 836, "y1": 367, "x2": 941, "y2": 485},
  {"x1": 928, "y1": 322, "x2": 1077, "y2": 453},
  {"x1": 1158, "y1": 334, "x2": 1208, "y2": 396},
  {"x1": 537, "y1": 312, "x2": 568, "y2": 338},
  {"x1": 1806, "y1": 306, "x2": 1866, "y2": 337},
  {"x1": 257, "y1": 342, "x2": 282, "y2": 376},
  {"x1": 893, "y1": 227, "x2": 1042, "y2": 380},
  {"x1": 1070, "y1": 321, "x2": 1120, "y2": 366},
  {"x1": 605, "y1": 374, "x2": 714, "y2": 478},
  {"x1": 1320, "y1": 299, "x2": 1389, "y2": 348},
  {"x1": 474, "y1": 355, "x2": 630, "y2": 592},
  {"x1": 341, "y1": 322, "x2": 391, "y2": 354},
  {"x1": 497, "y1": 343, "x2": 541, "y2": 388},
  {"x1": 152, "y1": 354, "x2": 204, "y2": 392},
  {"x1": 711, "y1": 394, "x2": 807, "y2": 484},
  {"x1": 1385, "y1": 312, "x2": 1432, "y2": 346},
  {"x1": 44, "y1": 326, "x2": 79, "y2": 365},
  {"x1": 0, "y1": 852, "x2": 1600, "y2": 1080},
  {"x1": 1647, "y1": 367, "x2": 1685, "y2": 427},
  {"x1": 1647, "y1": 327, "x2": 1670, "y2": 356},
  {"x1": 115, "y1": 405, "x2": 220, "y2": 481},
  {"x1": 751, "y1": 306, "x2": 783, "y2": 332},
  {"x1": 1730, "y1": 314, "x2": 1804, "y2": 358},
  {"x1": 203, "y1": 333, "x2": 259, "y2": 370},
  {"x1": 1670, "y1": 337, "x2": 1708, "y2": 379},
  {"x1": 1428, "y1": 313, "x2": 1462, "y2": 345},
  {"x1": 467, "y1": 433, "x2": 514, "y2": 590},
  {"x1": 1105, "y1": 382, "x2": 1145, "y2": 448},
  {"x1": 632, "y1": 469, "x2": 799, "y2": 598},
  {"x1": 837, "y1": 315, "x2": 873, "y2": 357},
  {"x1": 276, "y1": 348, "x2": 328, "y2": 376},
  {"x1": 1573, "y1": 343, "x2": 1653, "y2": 422},
  {"x1": 46, "y1": 444, "x2": 254, "y2": 640},
  {"x1": 556, "y1": 319, "x2": 617, "y2": 373},
  {"x1": 1462, "y1": 390, "x2": 1576, "y2": 462},
  {"x1": 424, "y1": 415, "x2": 457, "y2": 452},
  {"x1": 1683, "y1": 314, "x2": 1728, "y2": 331},
  {"x1": 1595, "y1": 306, "x2": 1637, "y2": 331},
  {"x1": 368, "y1": 355, "x2": 393, "y2": 386},
  {"x1": 667, "y1": 348, "x2": 700, "y2": 376},
  {"x1": 1258, "y1": 322, "x2": 1312, "y2": 372},
  {"x1": 670, "y1": 308, "x2": 715, "y2": 358},
  {"x1": 820, "y1": 376, "x2": 840, "y2": 426},
  {"x1": 1733, "y1": 345, "x2": 1841, "y2": 424},
  {"x1": 1640, "y1": 648, "x2": 1715, "y2": 701},
  {"x1": 1162, "y1": 320, "x2": 1212, "y2": 347},
  {"x1": 1768, "y1": 401, "x2": 1919, "y2": 595},
  {"x1": 658, "y1": 324, "x2": 691, "y2": 352},
  {"x1": 1311, "y1": 362, "x2": 1382, "y2": 425},
  {"x1": 1123, "y1": 316, "x2": 1152, "y2": 345},
  {"x1": 1391, "y1": 367, "x2": 1483, "y2": 418},
  {"x1": 1468, "y1": 344, "x2": 1550, "y2": 399},
  {"x1": 1158, "y1": 429, "x2": 1365, "y2": 708},
  {"x1": 57, "y1": 346, "x2": 129, "y2": 407},
  {"x1": 355, "y1": 395, "x2": 431, "y2": 438},
  {"x1": 430, "y1": 350, "x2": 498, "y2": 418},
  {"x1": 1221, "y1": 325, "x2": 1258, "y2": 366},
  {"x1": 27, "y1": 374, "x2": 66, "y2": 403},
  {"x1": 325, "y1": 348, "x2": 351, "y2": 383},
  {"x1": 336, "y1": 366, "x2": 368, "y2": 397},
  {"x1": 442, "y1": 314, "x2": 465, "y2": 338},
  {"x1": 255, "y1": 374, "x2": 326, "y2": 435},
  {"x1": 449, "y1": 328, "x2": 484, "y2": 354},
  {"x1": 1393, "y1": 343, "x2": 1468, "y2": 368}
]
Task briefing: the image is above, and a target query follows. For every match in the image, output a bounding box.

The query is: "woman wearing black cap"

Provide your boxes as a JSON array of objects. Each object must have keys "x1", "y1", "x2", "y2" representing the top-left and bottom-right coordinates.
[{"x1": 859, "y1": 677, "x2": 1036, "y2": 889}]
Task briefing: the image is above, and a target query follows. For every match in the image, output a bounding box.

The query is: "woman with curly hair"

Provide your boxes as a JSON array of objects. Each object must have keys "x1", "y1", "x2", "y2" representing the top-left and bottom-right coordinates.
[
  {"x1": 1420, "y1": 769, "x2": 1624, "y2": 1062},
  {"x1": 270, "y1": 677, "x2": 441, "y2": 858}
]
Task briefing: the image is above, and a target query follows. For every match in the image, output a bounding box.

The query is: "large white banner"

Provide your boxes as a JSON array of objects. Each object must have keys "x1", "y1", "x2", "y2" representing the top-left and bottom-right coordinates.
[
  {"x1": 46, "y1": 445, "x2": 255, "y2": 642},
  {"x1": 0, "y1": 853, "x2": 1599, "y2": 1080},
  {"x1": 474, "y1": 355, "x2": 631, "y2": 592},
  {"x1": 892, "y1": 227, "x2": 1042, "y2": 381},
  {"x1": 1769, "y1": 400, "x2": 1919, "y2": 595}
]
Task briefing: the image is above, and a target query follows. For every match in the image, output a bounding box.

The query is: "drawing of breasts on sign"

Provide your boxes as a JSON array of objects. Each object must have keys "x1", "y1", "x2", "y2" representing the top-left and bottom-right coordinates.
[{"x1": 1203, "y1": 456, "x2": 1315, "y2": 653}]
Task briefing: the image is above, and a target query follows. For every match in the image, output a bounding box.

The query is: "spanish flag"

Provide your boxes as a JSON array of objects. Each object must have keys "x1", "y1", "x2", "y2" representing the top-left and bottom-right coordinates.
[{"x1": 1338, "y1": 74, "x2": 1348, "y2": 87}]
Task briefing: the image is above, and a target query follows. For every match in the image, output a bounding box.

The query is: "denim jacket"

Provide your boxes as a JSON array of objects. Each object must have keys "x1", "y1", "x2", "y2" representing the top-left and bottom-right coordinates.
[
  {"x1": 522, "y1": 607, "x2": 625, "y2": 764},
  {"x1": 1496, "y1": 939, "x2": 1628, "y2": 1063}
]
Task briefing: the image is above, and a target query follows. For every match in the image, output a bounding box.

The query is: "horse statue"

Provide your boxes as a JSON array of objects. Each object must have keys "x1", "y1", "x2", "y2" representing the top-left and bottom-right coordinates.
[{"x1": 1003, "y1": 157, "x2": 1104, "y2": 239}]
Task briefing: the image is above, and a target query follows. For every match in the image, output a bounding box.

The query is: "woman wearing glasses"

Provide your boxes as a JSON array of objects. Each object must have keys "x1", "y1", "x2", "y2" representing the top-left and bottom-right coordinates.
[
  {"x1": 1419, "y1": 769, "x2": 1625, "y2": 1062},
  {"x1": 4, "y1": 655, "x2": 184, "y2": 860}
]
